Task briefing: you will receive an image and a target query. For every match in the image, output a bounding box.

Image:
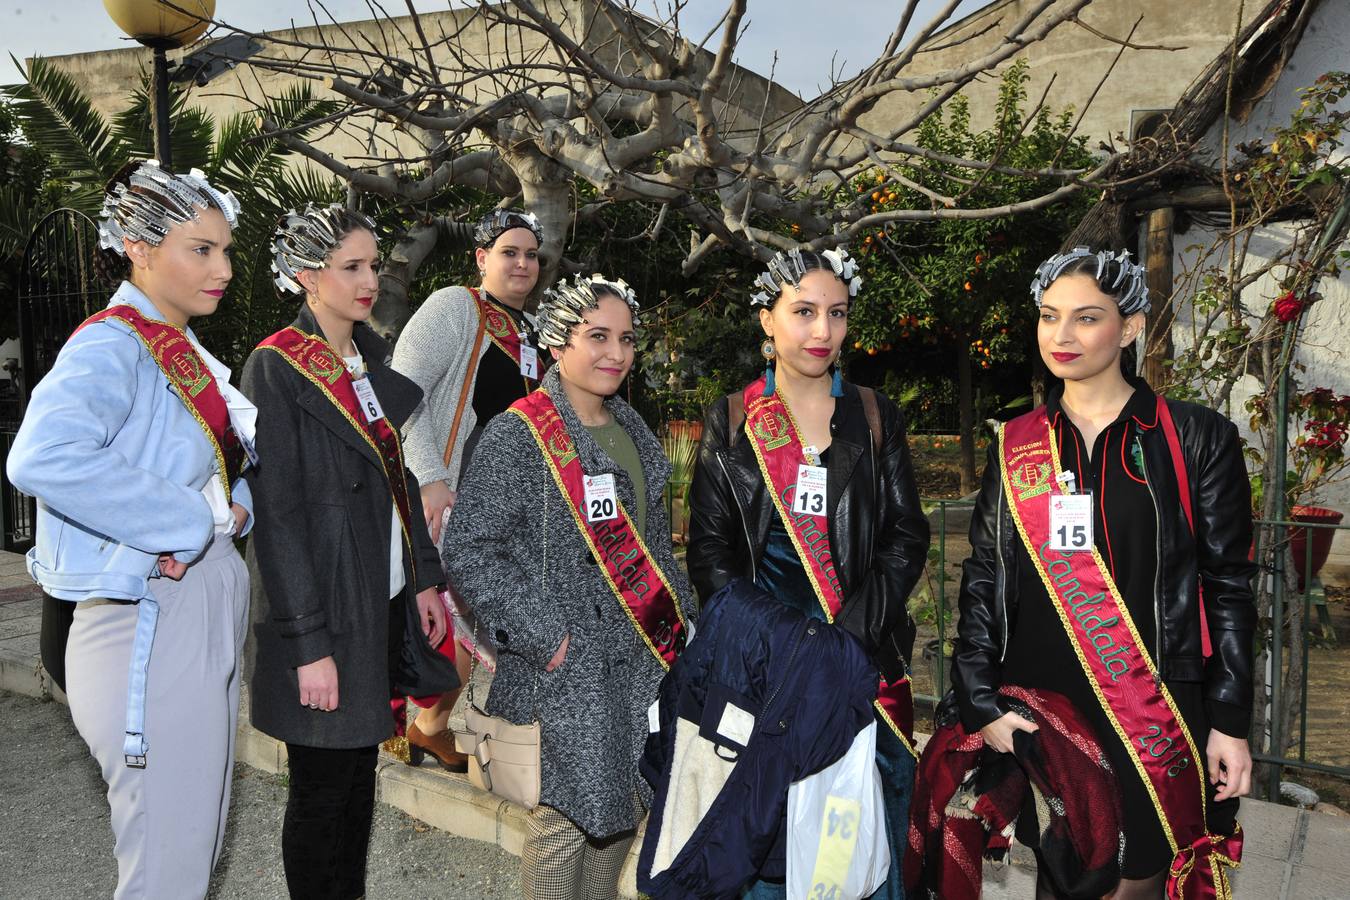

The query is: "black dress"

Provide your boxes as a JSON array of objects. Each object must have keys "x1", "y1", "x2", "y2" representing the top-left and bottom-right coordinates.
[
  {"x1": 1000, "y1": 382, "x2": 1239, "y2": 878},
  {"x1": 461, "y1": 295, "x2": 539, "y2": 476}
]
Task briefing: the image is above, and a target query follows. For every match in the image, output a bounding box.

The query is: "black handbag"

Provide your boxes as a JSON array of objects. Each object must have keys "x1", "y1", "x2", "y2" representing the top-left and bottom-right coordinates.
[{"x1": 390, "y1": 588, "x2": 461, "y2": 697}]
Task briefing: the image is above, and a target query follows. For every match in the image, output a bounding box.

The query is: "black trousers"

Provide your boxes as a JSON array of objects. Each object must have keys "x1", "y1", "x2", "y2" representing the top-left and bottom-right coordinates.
[{"x1": 282, "y1": 743, "x2": 379, "y2": 900}]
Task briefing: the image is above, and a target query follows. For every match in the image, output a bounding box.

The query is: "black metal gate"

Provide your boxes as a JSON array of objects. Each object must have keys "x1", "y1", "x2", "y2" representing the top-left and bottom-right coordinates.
[{"x1": 3, "y1": 209, "x2": 109, "y2": 551}]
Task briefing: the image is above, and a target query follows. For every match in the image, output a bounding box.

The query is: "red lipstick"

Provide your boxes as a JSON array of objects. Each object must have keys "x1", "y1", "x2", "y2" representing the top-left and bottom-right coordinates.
[
  {"x1": 804, "y1": 348, "x2": 832, "y2": 358},
  {"x1": 1051, "y1": 352, "x2": 1081, "y2": 362},
  {"x1": 203, "y1": 289, "x2": 224, "y2": 298},
  {"x1": 355, "y1": 296, "x2": 373, "y2": 307}
]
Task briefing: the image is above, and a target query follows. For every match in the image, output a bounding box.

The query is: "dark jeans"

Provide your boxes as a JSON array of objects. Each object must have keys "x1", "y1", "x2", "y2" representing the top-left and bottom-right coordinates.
[{"x1": 282, "y1": 743, "x2": 379, "y2": 900}]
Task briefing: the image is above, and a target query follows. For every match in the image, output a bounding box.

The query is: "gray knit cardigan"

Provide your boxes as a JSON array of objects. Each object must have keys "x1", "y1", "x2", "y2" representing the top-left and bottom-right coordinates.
[
  {"x1": 443, "y1": 365, "x2": 694, "y2": 838},
  {"x1": 391, "y1": 285, "x2": 536, "y2": 491}
]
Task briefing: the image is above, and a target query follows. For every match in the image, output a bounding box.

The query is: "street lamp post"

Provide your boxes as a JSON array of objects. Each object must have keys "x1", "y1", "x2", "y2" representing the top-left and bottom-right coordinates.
[{"x1": 102, "y1": 1, "x2": 216, "y2": 170}]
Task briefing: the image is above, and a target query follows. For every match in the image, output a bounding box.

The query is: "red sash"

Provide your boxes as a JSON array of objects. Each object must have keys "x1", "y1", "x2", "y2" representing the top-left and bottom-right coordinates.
[
  {"x1": 470, "y1": 287, "x2": 535, "y2": 381},
  {"x1": 1000, "y1": 409, "x2": 1241, "y2": 899},
  {"x1": 740, "y1": 376, "x2": 917, "y2": 755},
  {"x1": 76, "y1": 305, "x2": 245, "y2": 502},
  {"x1": 258, "y1": 327, "x2": 415, "y2": 569},
  {"x1": 509, "y1": 390, "x2": 688, "y2": 668}
]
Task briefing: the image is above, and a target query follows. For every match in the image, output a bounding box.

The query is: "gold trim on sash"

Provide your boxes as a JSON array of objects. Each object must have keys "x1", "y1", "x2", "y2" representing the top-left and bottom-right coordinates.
[
  {"x1": 999, "y1": 410, "x2": 1240, "y2": 898},
  {"x1": 740, "y1": 376, "x2": 917, "y2": 757},
  {"x1": 77, "y1": 306, "x2": 244, "y2": 503},
  {"x1": 258, "y1": 328, "x2": 415, "y2": 574},
  {"x1": 509, "y1": 389, "x2": 687, "y2": 669}
]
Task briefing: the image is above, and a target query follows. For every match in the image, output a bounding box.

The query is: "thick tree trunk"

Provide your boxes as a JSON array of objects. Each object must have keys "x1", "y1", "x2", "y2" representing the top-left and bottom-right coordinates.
[
  {"x1": 371, "y1": 218, "x2": 474, "y2": 339},
  {"x1": 957, "y1": 340, "x2": 976, "y2": 496}
]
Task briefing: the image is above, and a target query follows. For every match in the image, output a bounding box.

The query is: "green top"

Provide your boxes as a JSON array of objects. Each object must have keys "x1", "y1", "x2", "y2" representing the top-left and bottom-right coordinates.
[{"x1": 585, "y1": 419, "x2": 647, "y2": 536}]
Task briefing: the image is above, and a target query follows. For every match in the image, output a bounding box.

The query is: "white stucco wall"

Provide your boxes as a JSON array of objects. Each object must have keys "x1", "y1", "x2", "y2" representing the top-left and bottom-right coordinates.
[{"x1": 1168, "y1": 0, "x2": 1350, "y2": 566}]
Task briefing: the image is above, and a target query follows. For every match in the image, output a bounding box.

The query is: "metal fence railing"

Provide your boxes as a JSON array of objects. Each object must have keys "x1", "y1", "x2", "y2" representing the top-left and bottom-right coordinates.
[{"x1": 1250, "y1": 516, "x2": 1350, "y2": 794}]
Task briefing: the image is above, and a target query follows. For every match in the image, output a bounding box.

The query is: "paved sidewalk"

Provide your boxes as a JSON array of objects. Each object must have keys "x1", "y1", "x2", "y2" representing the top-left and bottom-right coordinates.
[{"x1": 3, "y1": 549, "x2": 1348, "y2": 898}]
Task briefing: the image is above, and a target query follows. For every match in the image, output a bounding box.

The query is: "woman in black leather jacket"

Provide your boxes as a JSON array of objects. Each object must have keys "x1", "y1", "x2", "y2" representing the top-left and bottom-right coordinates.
[
  {"x1": 950, "y1": 248, "x2": 1255, "y2": 899},
  {"x1": 687, "y1": 248, "x2": 929, "y2": 899}
]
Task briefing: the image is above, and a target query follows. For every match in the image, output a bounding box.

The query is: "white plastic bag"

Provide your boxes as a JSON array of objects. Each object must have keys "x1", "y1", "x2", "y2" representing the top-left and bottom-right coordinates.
[{"x1": 786, "y1": 720, "x2": 890, "y2": 900}]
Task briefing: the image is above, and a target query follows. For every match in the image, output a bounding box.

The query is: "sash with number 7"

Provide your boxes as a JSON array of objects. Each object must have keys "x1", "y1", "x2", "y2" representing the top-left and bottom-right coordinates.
[
  {"x1": 1000, "y1": 408, "x2": 1241, "y2": 899},
  {"x1": 741, "y1": 375, "x2": 917, "y2": 756},
  {"x1": 509, "y1": 389, "x2": 689, "y2": 668}
]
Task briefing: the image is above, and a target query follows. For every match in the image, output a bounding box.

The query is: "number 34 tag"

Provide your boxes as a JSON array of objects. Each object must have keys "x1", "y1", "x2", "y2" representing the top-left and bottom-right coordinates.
[
  {"x1": 791, "y1": 464, "x2": 828, "y2": 516},
  {"x1": 1049, "y1": 492, "x2": 1094, "y2": 552},
  {"x1": 583, "y1": 473, "x2": 619, "y2": 523}
]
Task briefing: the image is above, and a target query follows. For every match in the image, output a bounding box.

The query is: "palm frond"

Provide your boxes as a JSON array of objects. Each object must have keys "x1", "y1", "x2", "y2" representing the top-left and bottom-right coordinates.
[
  {"x1": 212, "y1": 84, "x2": 340, "y2": 196},
  {"x1": 110, "y1": 80, "x2": 214, "y2": 171},
  {"x1": 3, "y1": 56, "x2": 123, "y2": 183}
]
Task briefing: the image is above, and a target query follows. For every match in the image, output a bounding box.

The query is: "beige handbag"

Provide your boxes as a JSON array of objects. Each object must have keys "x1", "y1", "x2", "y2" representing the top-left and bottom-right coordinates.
[
  {"x1": 454, "y1": 705, "x2": 541, "y2": 809},
  {"x1": 452, "y1": 474, "x2": 550, "y2": 810}
]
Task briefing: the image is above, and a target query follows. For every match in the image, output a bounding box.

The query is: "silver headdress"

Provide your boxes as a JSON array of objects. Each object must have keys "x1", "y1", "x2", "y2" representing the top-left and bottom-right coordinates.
[
  {"x1": 536, "y1": 274, "x2": 640, "y2": 349},
  {"x1": 749, "y1": 247, "x2": 863, "y2": 307},
  {"x1": 1030, "y1": 246, "x2": 1151, "y2": 315},
  {"x1": 474, "y1": 208, "x2": 543, "y2": 248},
  {"x1": 98, "y1": 160, "x2": 240, "y2": 253},
  {"x1": 271, "y1": 204, "x2": 378, "y2": 295}
]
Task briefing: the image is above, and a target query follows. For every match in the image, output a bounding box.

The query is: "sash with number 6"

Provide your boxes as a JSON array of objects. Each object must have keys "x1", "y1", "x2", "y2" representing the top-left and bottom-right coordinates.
[
  {"x1": 741, "y1": 375, "x2": 917, "y2": 756},
  {"x1": 1000, "y1": 409, "x2": 1241, "y2": 900},
  {"x1": 258, "y1": 327, "x2": 415, "y2": 571},
  {"x1": 77, "y1": 305, "x2": 247, "y2": 501},
  {"x1": 509, "y1": 389, "x2": 688, "y2": 668}
]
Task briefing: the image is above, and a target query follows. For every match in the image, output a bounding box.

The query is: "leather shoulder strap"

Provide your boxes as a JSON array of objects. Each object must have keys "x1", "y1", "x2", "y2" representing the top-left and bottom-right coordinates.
[
  {"x1": 442, "y1": 289, "x2": 488, "y2": 469},
  {"x1": 726, "y1": 392, "x2": 746, "y2": 447}
]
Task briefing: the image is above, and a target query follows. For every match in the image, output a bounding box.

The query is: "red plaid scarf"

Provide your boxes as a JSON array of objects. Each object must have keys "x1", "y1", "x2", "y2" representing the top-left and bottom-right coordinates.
[{"x1": 905, "y1": 686, "x2": 1125, "y2": 899}]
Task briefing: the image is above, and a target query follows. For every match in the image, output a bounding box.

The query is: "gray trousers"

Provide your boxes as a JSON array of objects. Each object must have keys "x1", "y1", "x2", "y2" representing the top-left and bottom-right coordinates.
[{"x1": 66, "y1": 538, "x2": 249, "y2": 900}]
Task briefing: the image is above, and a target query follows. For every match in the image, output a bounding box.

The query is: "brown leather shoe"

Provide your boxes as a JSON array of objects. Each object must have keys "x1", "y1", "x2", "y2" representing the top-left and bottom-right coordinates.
[{"x1": 406, "y1": 722, "x2": 469, "y2": 773}]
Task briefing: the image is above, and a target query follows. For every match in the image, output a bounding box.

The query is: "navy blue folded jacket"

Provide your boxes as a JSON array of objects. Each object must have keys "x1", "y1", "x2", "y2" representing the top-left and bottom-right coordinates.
[{"x1": 638, "y1": 578, "x2": 878, "y2": 899}]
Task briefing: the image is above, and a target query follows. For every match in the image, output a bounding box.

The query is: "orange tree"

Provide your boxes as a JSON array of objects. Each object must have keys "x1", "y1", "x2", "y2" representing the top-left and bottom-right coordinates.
[{"x1": 844, "y1": 62, "x2": 1095, "y2": 493}]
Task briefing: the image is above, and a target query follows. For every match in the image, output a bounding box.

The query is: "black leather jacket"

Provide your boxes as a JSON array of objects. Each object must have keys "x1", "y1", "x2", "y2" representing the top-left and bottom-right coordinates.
[
  {"x1": 686, "y1": 383, "x2": 930, "y2": 683},
  {"x1": 951, "y1": 390, "x2": 1258, "y2": 734}
]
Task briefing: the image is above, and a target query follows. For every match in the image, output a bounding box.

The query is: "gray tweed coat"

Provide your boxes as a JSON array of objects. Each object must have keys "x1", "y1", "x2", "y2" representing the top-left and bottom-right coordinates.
[{"x1": 444, "y1": 365, "x2": 693, "y2": 838}]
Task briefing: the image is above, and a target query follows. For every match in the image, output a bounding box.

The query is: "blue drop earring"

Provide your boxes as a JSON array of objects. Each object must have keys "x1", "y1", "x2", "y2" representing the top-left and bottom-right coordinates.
[
  {"x1": 830, "y1": 364, "x2": 844, "y2": 398},
  {"x1": 761, "y1": 339, "x2": 777, "y2": 396}
]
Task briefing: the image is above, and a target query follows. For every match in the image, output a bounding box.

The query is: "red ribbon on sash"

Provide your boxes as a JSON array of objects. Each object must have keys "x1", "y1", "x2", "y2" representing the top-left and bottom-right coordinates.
[
  {"x1": 740, "y1": 376, "x2": 917, "y2": 755},
  {"x1": 259, "y1": 327, "x2": 416, "y2": 573},
  {"x1": 77, "y1": 305, "x2": 245, "y2": 501},
  {"x1": 1000, "y1": 409, "x2": 1239, "y2": 899},
  {"x1": 470, "y1": 287, "x2": 535, "y2": 381},
  {"x1": 509, "y1": 390, "x2": 688, "y2": 669}
]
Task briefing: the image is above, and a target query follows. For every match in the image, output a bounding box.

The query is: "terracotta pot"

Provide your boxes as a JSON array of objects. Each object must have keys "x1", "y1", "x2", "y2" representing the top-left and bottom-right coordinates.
[{"x1": 1289, "y1": 505, "x2": 1344, "y2": 589}]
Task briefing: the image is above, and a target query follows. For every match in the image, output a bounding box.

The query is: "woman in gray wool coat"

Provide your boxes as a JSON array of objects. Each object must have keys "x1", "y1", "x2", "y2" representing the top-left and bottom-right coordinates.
[{"x1": 445, "y1": 273, "x2": 693, "y2": 900}]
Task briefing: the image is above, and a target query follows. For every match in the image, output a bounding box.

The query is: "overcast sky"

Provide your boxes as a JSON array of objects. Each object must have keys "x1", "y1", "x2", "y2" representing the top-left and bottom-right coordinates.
[{"x1": 3, "y1": 0, "x2": 991, "y2": 98}]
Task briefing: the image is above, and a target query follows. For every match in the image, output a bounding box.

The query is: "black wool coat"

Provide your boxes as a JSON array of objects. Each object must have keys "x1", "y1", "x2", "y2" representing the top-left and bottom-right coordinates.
[{"x1": 242, "y1": 307, "x2": 443, "y2": 749}]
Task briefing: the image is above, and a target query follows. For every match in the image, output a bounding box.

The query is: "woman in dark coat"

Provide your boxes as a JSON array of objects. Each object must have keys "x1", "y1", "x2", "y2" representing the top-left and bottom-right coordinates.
[
  {"x1": 948, "y1": 247, "x2": 1253, "y2": 899},
  {"x1": 445, "y1": 274, "x2": 692, "y2": 900},
  {"x1": 242, "y1": 205, "x2": 453, "y2": 900},
  {"x1": 686, "y1": 247, "x2": 930, "y2": 899}
]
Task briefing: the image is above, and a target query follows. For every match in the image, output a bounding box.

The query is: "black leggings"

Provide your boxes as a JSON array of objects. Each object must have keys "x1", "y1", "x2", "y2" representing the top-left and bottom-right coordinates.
[{"x1": 282, "y1": 743, "x2": 379, "y2": 900}]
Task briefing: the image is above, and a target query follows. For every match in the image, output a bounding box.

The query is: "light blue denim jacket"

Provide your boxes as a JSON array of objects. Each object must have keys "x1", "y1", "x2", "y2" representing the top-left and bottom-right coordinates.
[{"x1": 9, "y1": 282, "x2": 255, "y2": 604}]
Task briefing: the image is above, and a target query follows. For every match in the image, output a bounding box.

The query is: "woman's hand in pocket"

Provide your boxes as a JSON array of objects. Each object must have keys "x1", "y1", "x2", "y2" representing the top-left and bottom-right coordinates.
[{"x1": 545, "y1": 633, "x2": 570, "y2": 673}]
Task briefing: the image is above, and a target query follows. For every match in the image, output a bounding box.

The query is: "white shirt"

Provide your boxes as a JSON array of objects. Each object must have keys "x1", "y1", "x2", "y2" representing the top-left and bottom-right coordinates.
[
  {"x1": 191, "y1": 335, "x2": 258, "y2": 537},
  {"x1": 345, "y1": 353, "x2": 406, "y2": 598}
]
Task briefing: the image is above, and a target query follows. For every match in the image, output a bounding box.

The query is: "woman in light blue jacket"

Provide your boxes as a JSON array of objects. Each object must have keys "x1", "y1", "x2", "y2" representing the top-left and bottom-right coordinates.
[{"x1": 8, "y1": 160, "x2": 256, "y2": 900}]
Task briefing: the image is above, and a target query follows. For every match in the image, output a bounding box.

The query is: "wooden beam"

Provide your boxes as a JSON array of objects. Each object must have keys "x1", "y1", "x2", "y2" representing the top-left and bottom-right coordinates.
[{"x1": 1143, "y1": 206, "x2": 1175, "y2": 387}]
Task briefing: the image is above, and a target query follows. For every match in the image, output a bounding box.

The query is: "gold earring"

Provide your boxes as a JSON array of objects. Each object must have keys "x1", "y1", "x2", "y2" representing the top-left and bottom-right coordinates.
[{"x1": 761, "y1": 339, "x2": 776, "y2": 361}]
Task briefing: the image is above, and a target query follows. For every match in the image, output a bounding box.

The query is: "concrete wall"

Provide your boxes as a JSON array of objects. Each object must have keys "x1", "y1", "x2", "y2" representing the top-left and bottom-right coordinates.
[
  {"x1": 1168, "y1": 0, "x2": 1350, "y2": 568},
  {"x1": 861, "y1": 0, "x2": 1263, "y2": 147}
]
